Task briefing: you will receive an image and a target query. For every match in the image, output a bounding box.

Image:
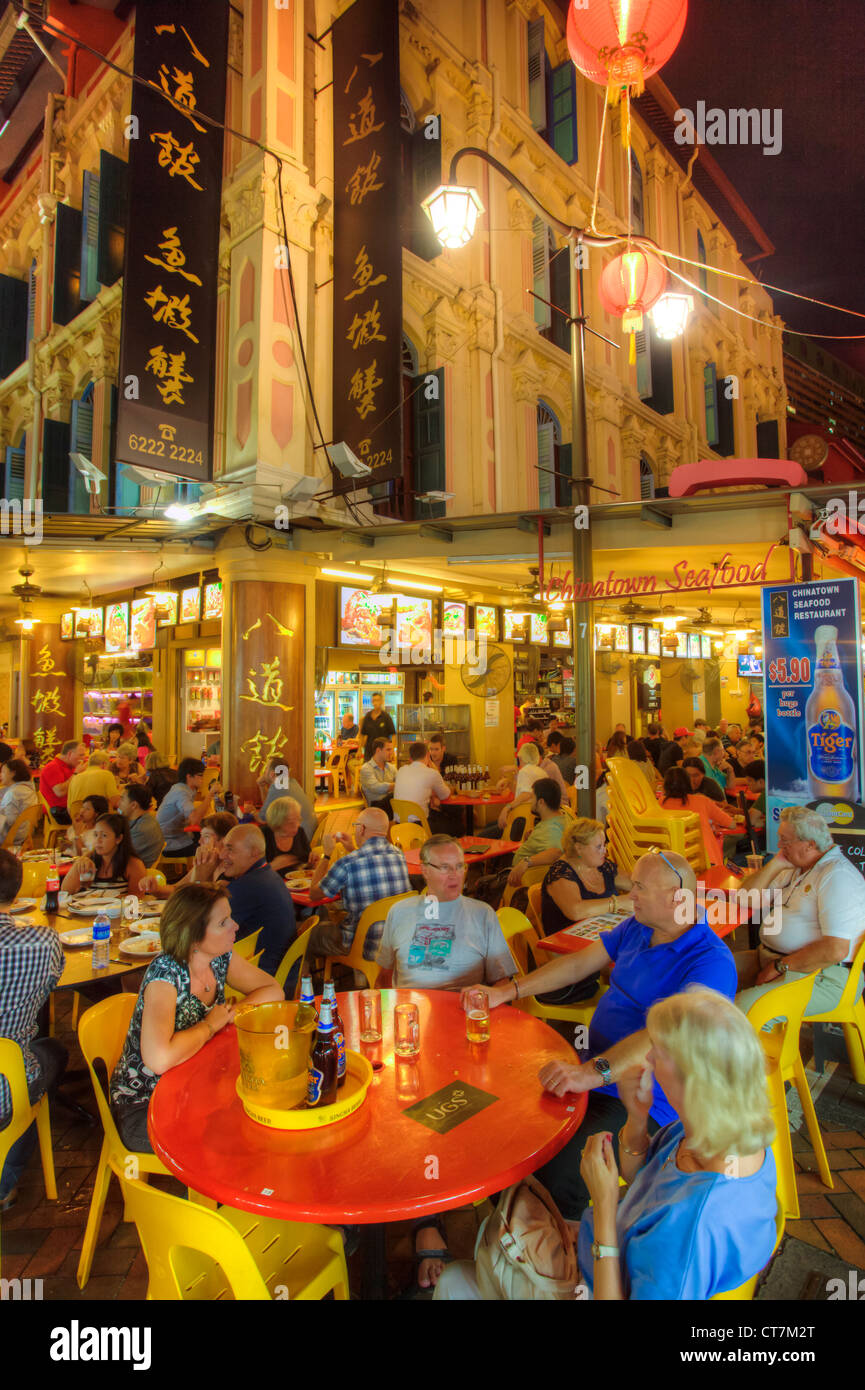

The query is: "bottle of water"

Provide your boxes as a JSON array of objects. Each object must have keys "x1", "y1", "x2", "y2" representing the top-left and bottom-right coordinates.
[{"x1": 92, "y1": 912, "x2": 111, "y2": 970}]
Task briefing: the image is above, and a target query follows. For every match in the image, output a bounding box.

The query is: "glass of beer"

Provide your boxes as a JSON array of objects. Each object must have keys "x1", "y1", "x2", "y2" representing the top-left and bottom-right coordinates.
[
  {"x1": 359, "y1": 990, "x2": 382, "y2": 1043},
  {"x1": 465, "y1": 987, "x2": 490, "y2": 1045},
  {"x1": 394, "y1": 1003, "x2": 420, "y2": 1059}
]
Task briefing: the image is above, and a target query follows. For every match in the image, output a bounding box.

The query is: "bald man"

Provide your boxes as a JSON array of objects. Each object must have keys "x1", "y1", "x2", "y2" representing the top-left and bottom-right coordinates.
[
  {"x1": 221, "y1": 823, "x2": 296, "y2": 980},
  {"x1": 484, "y1": 848, "x2": 738, "y2": 1219},
  {"x1": 307, "y1": 806, "x2": 411, "y2": 961}
]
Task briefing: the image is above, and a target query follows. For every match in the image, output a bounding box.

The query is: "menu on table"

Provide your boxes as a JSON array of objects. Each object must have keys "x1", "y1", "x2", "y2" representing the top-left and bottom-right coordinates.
[{"x1": 563, "y1": 910, "x2": 629, "y2": 939}]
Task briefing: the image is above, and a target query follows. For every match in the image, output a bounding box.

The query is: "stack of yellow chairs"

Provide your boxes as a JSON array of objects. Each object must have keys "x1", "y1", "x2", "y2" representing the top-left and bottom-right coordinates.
[{"x1": 605, "y1": 757, "x2": 706, "y2": 875}]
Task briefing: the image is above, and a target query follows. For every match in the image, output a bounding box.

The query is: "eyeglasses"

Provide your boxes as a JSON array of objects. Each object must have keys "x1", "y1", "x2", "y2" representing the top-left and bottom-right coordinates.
[
  {"x1": 424, "y1": 861, "x2": 465, "y2": 874},
  {"x1": 647, "y1": 846, "x2": 683, "y2": 888}
]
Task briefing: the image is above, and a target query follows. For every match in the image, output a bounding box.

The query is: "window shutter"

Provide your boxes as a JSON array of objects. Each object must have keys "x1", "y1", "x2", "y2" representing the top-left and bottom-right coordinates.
[
  {"x1": 630, "y1": 151, "x2": 644, "y2": 234},
  {"x1": 42, "y1": 418, "x2": 72, "y2": 513},
  {"x1": 717, "y1": 376, "x2": 735, "y2": 457},
  {"x1": 756, "y1": 418, "x2": 780, "y2": 458},
  {"x1": 26, "y1": 260, "x2": 37, "y2": 351},
  {"x1": 53, "y1": 203, "x2": 83, "y2": 326},
  {"x1": 411, "y1": 117, "x2": 443, "y2": 261},
  {"x1": 549, "y1": 62, "x2": 578, "y2": 164},
  {"x1": 704, "y1": 363, "x2": 719, "y2": 447},
  {"x1": 413, "y1": 368, "x2": 445, "y2": 519},
  {"x1": 646, "y1": 326, "x2": 675, "y2": 415},
  {"x1": 96, "y1": 152, "x2": 128, "y2": 287},
  {"x1": 532, "y1": 218, "x2": 551, "y2": 329},
  {"x1": 537, "y1": 419, "x2": 556, "y2": 509},
  {"x1": 0, "y1": 274, "x2": 28, "y2": 378},
  {"x1": 69, "y1": 396, "x2": 94, "y2": 513},
  {"x1": 527, "y1": 19, "x2": 547, "y2": 132},
  {"x1": 556, "y1": 442, "x2": 572, "y2": 507},
  {"x1": 697, "y1": 230, "x2": 709, "y2": 302},
  {"x1": 81, "y1": 169, "x2": 101, "y2": 303},
  {"x1": 4, "y1": 445, "x2": 26, "y2": 502},
  {"x1": 635, "y1": 329, "x2": 653, "y2": 400},
  {"x1": 550, "y1": 240, "x2": 570, "y2": 351},
  {"x1": 109, "y1": 383, "x2": 139, "y2": 515},
  {"x1": 640, "y1": 456, "x2": 656, "y2": 500}
]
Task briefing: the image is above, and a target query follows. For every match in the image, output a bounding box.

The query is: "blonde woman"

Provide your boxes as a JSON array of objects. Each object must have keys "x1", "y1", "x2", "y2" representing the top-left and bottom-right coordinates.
[
  {"x1": 110, "y1": 885, "x2": 282, "y2": 1153},
  {"x1": 112, "y1": 741, "x2": 144, "y2": 787},
  {"x1": 436, "y1": 988, "x2": 777, "y2": 1300},
  {"x1": 540, "y1": 819, "x2": 633, "y2": 937},
  {"x1": 494, "y1": 741, "x2": 545, "y2": 833}
]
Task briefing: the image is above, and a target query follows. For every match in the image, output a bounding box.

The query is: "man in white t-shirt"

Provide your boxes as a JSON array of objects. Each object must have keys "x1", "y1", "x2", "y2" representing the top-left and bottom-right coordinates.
[
  {"x1": 735, "y1": 805, "x2": 865, "y2": 1018},
  {"x1": 394, "y1": 741, "x2": 452, "y2": 830},
  {"x1": 494, "y1": 742, "x2": 545, "y2": 833}
]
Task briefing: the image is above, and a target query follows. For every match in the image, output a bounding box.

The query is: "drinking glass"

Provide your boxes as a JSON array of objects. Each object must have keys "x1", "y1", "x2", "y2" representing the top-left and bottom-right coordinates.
[
  {"x1": 359, "y1": 990, "x2": 382, "y2": 1043},
  {"x1": 394, "y1": 1002, "x2": 420, "y2": 1059},
  {"x1": 746, "y1": 853, "x2": 764, "y2": 875},
  {"x1": 80, "y1": 861, "x2": 95, "y2": 887},
  {"x1": 465, "y1": 987, "x2": 490, "y2": 1045}
]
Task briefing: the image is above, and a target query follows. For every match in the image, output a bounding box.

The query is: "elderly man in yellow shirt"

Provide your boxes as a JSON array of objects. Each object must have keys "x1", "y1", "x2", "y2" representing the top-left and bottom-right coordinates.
[{"x1": 66, "y1": 750, "x2": 121, "y2": 809}]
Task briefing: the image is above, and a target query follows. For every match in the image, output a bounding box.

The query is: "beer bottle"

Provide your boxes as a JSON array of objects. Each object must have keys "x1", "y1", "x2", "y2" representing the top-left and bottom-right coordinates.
[
  {"x1": 295, "y1": 975, "x2": 318, "y2": 1048},
  {"x1": 307, "y1": 1000, "x2": 339, "y2": 1107},
  {"x1": 322, "y1": 980, "x2": 347, "y2": 1087}
]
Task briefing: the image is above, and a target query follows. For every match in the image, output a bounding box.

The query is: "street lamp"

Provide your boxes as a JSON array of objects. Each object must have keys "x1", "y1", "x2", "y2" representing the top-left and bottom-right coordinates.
[
  {"x1": 421, "y1": 147, "x2": 626, "y2": 816},
  {"x1": 650, "y1": 290, "x2": 693, "y2": 340}
]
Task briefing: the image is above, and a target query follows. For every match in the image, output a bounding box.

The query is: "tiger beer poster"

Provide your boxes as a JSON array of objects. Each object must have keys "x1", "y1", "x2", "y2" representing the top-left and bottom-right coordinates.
[{"x1": 761, "y1": 579, "x2": 864, "y2": 851}]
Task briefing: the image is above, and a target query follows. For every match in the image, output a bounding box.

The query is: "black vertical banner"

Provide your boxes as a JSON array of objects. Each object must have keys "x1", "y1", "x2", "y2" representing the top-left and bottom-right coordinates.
[
  {"x1": 332, "y1": 0, "x2": 402, "y2": 493},
  {"x1": 116, "y1": 0, "x2": 229, "y2": 484}
]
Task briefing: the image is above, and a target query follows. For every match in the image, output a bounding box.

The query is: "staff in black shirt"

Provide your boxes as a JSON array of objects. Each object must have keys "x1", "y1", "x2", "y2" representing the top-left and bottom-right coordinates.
[{"x1": 360, "y1": 691, "x2": 396, "y2": 761}]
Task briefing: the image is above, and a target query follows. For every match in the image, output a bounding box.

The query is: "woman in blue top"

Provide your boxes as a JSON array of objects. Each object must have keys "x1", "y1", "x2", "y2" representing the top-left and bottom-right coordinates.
[
  {"x1": 110, "y1": 884, "x2": 282, "y2": 1153},
  {"x1": 579, "y1": 987, "x2": 777, "y2": 1299}
]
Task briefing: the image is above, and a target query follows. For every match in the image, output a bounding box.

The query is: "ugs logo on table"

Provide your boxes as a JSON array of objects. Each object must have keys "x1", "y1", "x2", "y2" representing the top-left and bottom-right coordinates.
[{"x1": 379, "y1": 628, "x2": 488, "y2": 675}]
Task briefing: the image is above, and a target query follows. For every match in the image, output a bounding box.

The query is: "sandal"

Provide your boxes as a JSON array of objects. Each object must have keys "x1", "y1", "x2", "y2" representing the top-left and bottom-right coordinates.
[{"x1": 404, "y1": 1217, "x2": 453, "y2": 1297}]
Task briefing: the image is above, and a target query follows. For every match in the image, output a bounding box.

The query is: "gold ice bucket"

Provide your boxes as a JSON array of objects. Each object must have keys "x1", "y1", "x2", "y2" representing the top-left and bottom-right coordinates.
[{"x1": 235, "y1": 1001, "x2": 315, "y2": 1110}]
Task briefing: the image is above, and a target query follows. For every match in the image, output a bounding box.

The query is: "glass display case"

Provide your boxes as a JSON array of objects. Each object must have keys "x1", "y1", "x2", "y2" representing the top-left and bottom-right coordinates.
[
  {"x1": 179, "y1": 648, "x2": 221, "y2": 760},
  {"x1": 396, "y1": 703, "x2": 471, "y2": 766},
  {"x1": 83, "y1": 660, "x2": 153, "y2": 741}
]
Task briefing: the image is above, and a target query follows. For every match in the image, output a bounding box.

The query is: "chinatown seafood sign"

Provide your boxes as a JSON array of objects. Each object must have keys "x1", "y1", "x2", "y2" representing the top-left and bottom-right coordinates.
[{"x1": 545, "y1": 546, "x2": 777, "y2": 602}]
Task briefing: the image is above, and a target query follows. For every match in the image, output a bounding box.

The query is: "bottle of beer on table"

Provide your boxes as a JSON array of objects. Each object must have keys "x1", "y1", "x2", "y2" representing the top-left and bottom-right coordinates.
[
  {"x1": 322, "y1": 980, "x2": 346, "y2": 1087},
  {"x1": 307, "y1": 1000, "x2": 339, "y2": 1107},
  {"x1": 44, "y1": 864, "x2": 60, "y2": 914},
  {"x1": 295, "y1": 975, "x2": 318, "y2": 1049}
]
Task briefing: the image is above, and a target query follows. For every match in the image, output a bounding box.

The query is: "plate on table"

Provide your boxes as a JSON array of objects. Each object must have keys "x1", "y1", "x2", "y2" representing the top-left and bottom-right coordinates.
[
  {"x1": 138, "y1": 897, "x2": 165, "y2": 916},
  {"x1": 8, "y1": 898, "x2": 38, "y2": 913},
  {"x1": 59, "y1": 926, "x2": 96, "y2": 948},
  {"x1": 127, "y1": 916, "x2": 162, "y2": 933},
  {"x1": 66, "y1": 896, "x2": 122, "y2": 917},
  {"x1": 285, "y1": 874, "x2": 312, "y2": 891},
  {"x1": 119, "y1": 932, "x2": 161, "y2": 958}
]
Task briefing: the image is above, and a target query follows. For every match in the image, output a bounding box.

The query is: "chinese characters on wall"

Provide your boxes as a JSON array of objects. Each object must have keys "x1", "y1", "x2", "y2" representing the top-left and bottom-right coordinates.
[
  {"x1": 229, "y1": 587, "x2": 304, "y2": 799},
  {"x1": 27, "y1": 630, "x2": 75, "y2": 765}
]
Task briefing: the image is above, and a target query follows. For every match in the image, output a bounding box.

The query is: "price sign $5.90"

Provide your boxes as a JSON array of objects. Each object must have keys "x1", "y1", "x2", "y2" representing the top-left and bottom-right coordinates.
[{"x1": 767, "y1": 657, "x2": 811, "y2": 685}]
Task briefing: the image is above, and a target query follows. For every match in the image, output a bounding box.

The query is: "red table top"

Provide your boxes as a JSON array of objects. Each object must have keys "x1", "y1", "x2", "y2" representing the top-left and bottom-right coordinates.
[
  {"x1": 148, "y1": 989, "x2": 587, "y2": 1225},
  {"x1": 446, "y1": 791, "x2": 512, "y2": 808},
  {"x1": 403, "y1": 837, "x2": 521, "y2": 870}
]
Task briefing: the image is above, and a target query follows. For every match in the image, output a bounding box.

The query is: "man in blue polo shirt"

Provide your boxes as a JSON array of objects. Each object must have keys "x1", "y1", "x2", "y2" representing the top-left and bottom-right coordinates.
[
  {"x1": 483, "y1": 848, "x2": 737, "y2": 1218},
  {"x1": 220, "y1": 823, "x2": 296, "y2": 982}
]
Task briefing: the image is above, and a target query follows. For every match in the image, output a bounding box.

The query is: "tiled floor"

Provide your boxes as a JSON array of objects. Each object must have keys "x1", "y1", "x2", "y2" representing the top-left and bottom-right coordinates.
[{"x1": 3, "y1": 990, "x2": 864, "y2": 1300}]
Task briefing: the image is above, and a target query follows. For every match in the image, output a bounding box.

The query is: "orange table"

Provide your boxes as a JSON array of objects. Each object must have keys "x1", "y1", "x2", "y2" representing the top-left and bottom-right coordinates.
[
  {"x1": 539, "y1": 879, "x2": 746, "y2": 957},
  {"x1": 149, "y1": 988, "x2": 586, "y2": 1298},
  {"x1": 403, "y1": 836, "x2": 521, "y2": 871},
  {"x1": 445, "y1": 791, "x2": 512, "y2": 834}
]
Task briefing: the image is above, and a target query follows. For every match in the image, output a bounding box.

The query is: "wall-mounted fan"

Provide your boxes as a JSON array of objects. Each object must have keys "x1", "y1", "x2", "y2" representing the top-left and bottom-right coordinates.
[
  {"x1": 460, "y1": 643, "x2": 512, "y2": 698},
  {"x1": 680, "y1": 664, "x2": 704, "y2": 695},
  {"x1": 597, "y1": 651, "x2": 624, "y2": 677}
]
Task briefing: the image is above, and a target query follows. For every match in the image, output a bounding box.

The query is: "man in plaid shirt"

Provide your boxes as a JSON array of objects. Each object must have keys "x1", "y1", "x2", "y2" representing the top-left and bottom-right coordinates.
[
  {"x1": 307, "y1": 806, "x2": 411, "y2": 960},
  {"x1": 0, "y1": 848, "x2": 67, "y2": 1209}
]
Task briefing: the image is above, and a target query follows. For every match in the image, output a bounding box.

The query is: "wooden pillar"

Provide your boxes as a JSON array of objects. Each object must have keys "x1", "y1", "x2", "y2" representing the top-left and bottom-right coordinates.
[{"x1": 25, "y1": 623, "x2": 77, "y2": 764}]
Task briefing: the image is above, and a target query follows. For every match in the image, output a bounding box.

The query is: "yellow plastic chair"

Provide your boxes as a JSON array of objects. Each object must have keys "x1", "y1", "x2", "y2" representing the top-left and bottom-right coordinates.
[
  {"x1": 233, "y1": 930, "x2": 261, "y2": 961},
  {"x1": 745, "y1": 972, "x2": 833, "y2": 1220},
  {"x1": 501, "y1": 863, "x2": 548, "y2": 908},
  {"x1": 323, "y1": 891, "x2": 418, "y2": 988},
  {"x1": 526, "y1": 883, "x2": 546, "y2": 936},
  {"x1": 2, "y1": 803, "x2": 41, "y2": 852},
  {"x1": 501, "y1": 803, "x2": 536, "y2": 843},
  {"x1": 390, "y1": 822, "x2": 429, "y2": 852},
  {"x1": 37, "y1": 792, "x2": 65, "y2": 851},
  {"x1": 391, "y1": 799, "x2": 432, "y2": 837},
  {"x1": 274, "y1": 918, "x2": 317, "y2": 997},
  {"x1": 712, "y1": 1202, "x2": 785, "y2": 1300},
  {"x1": 0, "y1": 1038, "x2": 57, "y2": 1278},
  {"x1": 76, "y1": 995, "x2": 175, "y2": 1289},
  {"x1": 507, "y1": 918, "x2": 607, "y2": 1028},
  {"x1": 605, "y1": 758, "x2": 705, "y2": 876},
  {"x1": 806, "y1": 934, "x2": 865, "y2": 1084},
  {"x1": 112, "y1": 1155, "x2": 349, "y2": 1300}
]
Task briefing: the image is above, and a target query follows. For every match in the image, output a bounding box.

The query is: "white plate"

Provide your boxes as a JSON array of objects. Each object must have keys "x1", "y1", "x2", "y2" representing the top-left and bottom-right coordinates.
[
  {"x1": 59, "y1": 927, "x2": 96, "y2": 947},
  {"x1": 66, "y1": 900, "x2": 122, "y2": 917},
  {"x1": 126, "y1": 916, "x2": 162, "y2": 934},
  {"x1": 8, "y1": 898, "x2": 38, "y2": 913},
  {"x1": 138, "y1": 897, "x2": 165, "y2": 915},
  {"x1": 119, "y1": 932, "x2": 162, "y2": 958},
  {"x1": 285, "y1": 876, "x2": 312, "y2": 890}
]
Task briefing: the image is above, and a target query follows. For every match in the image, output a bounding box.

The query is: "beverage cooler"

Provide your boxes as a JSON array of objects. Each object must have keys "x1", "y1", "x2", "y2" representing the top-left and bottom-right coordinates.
[
  {"x1": 315, "y1": 691, "x2": 335, "y2": 750},
  {"x1": 360, "y1": 670, "x2": 404, "y2": 722},
  {"x1": 335, "y1": 689, "x2": 358, "y2": 726},
  {"x1": 179, "y1": 648, "x2": 221, "y2": 760}
]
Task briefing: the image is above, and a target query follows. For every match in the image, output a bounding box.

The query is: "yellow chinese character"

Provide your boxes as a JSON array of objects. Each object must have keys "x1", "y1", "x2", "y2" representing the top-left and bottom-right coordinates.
[
  {"x1": 343, "y1": 52, "x2": 382, "y2": 93},
  {"x1": 346, "y1": 298, "x2": 386, "y2": 351},
  {"x1": 240, "y1": 728, "x2": 288, "y2": 777},
  {"x1": 150, "y1": 131, "x2": 204, "y2": 192},
  {"x1": 345, "y1": 151, "x2": 383, "y2": 206},
  {"x1": 32, "y1": 687, "x2": 61, "y2": 715},
  {"x1": 156, "y1": 63, "x2": 206, "y2": 132},
  {"x1": 33, "y1": 726, "x2": 60, "y2": 764},
  {"x1": 266, "y1": 613, "x2": 295, "y2": 638},
  {"x1": 343, "y1": 87, "x2": 384, "y2": 146},
  {"x1": 144, "y1": 228, "x2": 203, "y2": 286},
  {"x1": 144, "y1": 285, "x2": 199, "y2": 343},
  {"x1": 345, "y1": 245, "x2": 387, "y2": 301},
  {"x1": 241, "y1": 618, "x2": 262, "y2": 642},
  {"x1": 241, "y1": 659, "x2": 294, "y2": 712},
  {"x1": 348, "y1": 360, "x2": 383, "y2": 420},
  {"x1": 154, "y1": 23, "x2": 210, "y2": 67},
  {"x1": 146, "y1": 346, "x2": 194, "y2": 407},
  {"x1": 34, "y1": 644, "x2": 58, "y2": 677}
]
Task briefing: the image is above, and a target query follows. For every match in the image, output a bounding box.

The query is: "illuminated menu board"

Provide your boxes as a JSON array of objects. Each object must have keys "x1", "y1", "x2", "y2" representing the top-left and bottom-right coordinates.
[
  {"x1": 503, "y1": 611, "x2": 529, "y2": 641},
  {"x1": 475, "y1": 605, "x2": 497, "y2": 640},
  {"x1": 647, "y1": 627, "x2": 661, "y2": 656},
  {"x1": 614, "y1": 624, "x2": 629, "y2": 653},
  {"x1": 442, "y1": 601, "x2": 466, "y2": 638},
  {"x1": 631, "y1": 625, "x2": 646, "y2": 654},
  {"x1": 529, "y1": 612, "x2": 549, "y2": 645}
]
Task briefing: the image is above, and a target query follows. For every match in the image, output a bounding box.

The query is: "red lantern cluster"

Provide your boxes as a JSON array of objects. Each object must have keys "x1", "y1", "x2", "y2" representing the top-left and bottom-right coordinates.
[{"x1": 567, "y1": 0, "x2": 688, "y2": 99}]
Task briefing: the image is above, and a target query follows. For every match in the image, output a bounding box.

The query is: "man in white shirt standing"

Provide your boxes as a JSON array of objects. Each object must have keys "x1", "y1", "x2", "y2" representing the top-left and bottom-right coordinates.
[
  {"x1": 735, "y1": 805, "x2": 865, "y2": 1018},
  {"x1": 394, "y1": 741, "x2": 452, "y2": 831}
]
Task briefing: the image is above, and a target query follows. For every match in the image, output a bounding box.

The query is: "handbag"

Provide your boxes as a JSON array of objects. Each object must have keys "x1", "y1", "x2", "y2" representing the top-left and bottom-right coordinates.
[{"x1": 474, "y1": 1175, "x2": 579, "y2": 1300}]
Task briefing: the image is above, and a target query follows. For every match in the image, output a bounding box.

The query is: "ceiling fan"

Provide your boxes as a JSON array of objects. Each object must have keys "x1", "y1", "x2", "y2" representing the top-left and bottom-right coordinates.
[{"x1": 10, "y1": 560, "x2": 67, "y2": 601}]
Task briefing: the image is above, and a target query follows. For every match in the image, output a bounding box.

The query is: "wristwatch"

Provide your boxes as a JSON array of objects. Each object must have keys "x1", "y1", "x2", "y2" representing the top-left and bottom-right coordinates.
[
  {"x1": 593, "y1": 1057, "x2": 612, "y2": 1083},
  {"x1": 591, "y1": 1242, "x2": 620, "y2": 1259}
]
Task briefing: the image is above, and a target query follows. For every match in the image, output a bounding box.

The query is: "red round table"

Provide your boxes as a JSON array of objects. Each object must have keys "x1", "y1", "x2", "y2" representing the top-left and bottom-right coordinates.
[
  {"x1": 149, "y1": 988, "x2": 586, "y2": 1298},
  {"x1": 444, "y1": 791, "x2": 512, "y2": 834}
]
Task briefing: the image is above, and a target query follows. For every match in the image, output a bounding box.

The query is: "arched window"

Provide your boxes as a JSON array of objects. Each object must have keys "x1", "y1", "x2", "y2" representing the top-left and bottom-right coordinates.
[
  {"x1": 630, "y1": 151, "x2": 644, "y2": 235},
  {"x1": 537, "y1": 402, "x2": 571, "y2": 509},
  {"x1": 639, "y1": 453, "x2": 656, "y2": 500},
  {"x1": 697, "y1": 229, "x2": 709, "y2": 302}
]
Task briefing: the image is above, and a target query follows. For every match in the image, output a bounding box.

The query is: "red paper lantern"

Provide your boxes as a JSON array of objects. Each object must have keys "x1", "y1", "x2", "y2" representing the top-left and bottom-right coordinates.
[
  {"x1": 567, "y1": 0, "x2": 688, "y2": 100},
  {"x1": 599, "y1": 249, "x2": 667, "y2": 333}
]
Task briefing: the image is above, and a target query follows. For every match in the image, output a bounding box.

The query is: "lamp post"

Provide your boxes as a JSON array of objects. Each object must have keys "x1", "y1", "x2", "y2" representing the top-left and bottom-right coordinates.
[{"x1": 423, "y1": 148, "x2": 622, "y2": 815}]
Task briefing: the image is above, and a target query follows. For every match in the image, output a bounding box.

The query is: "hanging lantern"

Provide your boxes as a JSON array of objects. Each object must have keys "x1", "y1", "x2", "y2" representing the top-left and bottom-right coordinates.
[
  {"x1": 598, "y1": 249, "x2": 667, "y2": 361},
  {"x1": 650, "y1": 290, "x2": 693, "y2": 340},
  {"x1": 567, "y1": 0, "x2": 688, "y2": 106}
]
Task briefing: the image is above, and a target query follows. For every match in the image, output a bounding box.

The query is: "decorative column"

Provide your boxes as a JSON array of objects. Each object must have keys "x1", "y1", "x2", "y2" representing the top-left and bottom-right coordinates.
[{"x1": 24, "y1": 623, "x2": 77, "y2": 764}]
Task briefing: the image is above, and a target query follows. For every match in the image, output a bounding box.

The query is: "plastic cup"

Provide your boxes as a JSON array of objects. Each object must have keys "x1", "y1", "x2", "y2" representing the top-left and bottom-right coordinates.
[{"x1": 746, "y1": 854, "x2": 763, "y2": 875}]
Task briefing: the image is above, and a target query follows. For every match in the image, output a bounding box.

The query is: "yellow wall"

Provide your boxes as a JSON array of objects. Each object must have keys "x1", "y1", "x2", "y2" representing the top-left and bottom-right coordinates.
[{"x1": 660, "y1": 659, "x2": 705, "y2": 733}]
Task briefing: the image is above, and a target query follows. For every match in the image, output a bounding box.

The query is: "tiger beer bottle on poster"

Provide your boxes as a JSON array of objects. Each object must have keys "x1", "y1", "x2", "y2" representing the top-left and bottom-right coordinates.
[
  {"x1": 307, "y1": 1001, "x2": 339, "y2": 1107},
  {"x1": 806, "y1": 624, "x2": 858, "y2": 800}
]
